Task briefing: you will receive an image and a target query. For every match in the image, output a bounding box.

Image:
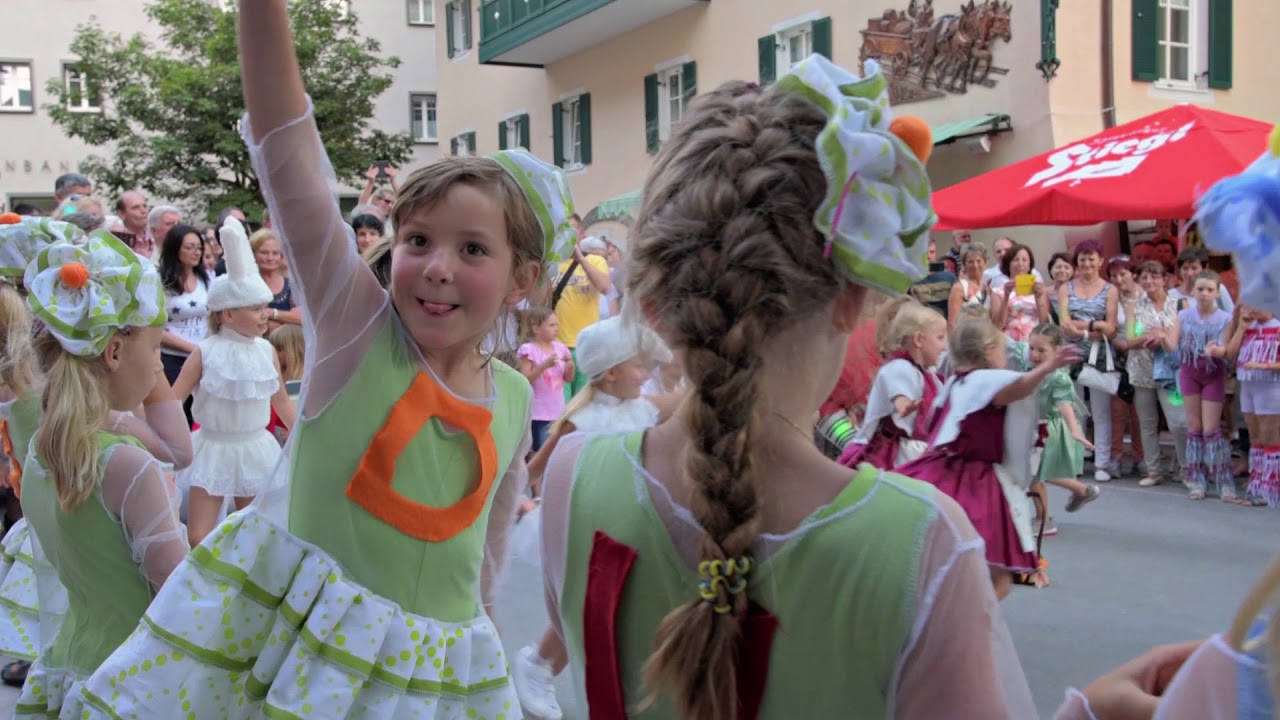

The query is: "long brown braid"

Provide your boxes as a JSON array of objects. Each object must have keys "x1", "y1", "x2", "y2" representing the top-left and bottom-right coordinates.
[{"x1": 627, "y1": 81, "x2": 842, "y2": 720}]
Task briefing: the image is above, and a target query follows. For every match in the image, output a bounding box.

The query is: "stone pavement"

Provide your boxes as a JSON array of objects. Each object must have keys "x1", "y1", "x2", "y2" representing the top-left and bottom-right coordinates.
[{"x1": 0, "y1": 473, "x2": 1273, "y2": 719}]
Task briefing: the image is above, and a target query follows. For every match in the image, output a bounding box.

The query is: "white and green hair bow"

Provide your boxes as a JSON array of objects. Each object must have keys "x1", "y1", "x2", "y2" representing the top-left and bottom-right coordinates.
[
  {"x1": 775, "y1": 55, "x2": 936, "y2": 294},
  {"x1": 0, "y1": 217, "x2": 86, "y2": 279},
  {"x1": 25, "y1": 231, "x2": 167, "y2": 357},
  {"x1": 490, "y1": 148, "x2": 578, "y2": 263}
]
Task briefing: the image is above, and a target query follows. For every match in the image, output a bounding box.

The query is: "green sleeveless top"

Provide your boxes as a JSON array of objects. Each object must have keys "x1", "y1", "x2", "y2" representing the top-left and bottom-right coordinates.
[
  {"x1": 288, "y1": 316, "x2": 530, "y2": 621},
  {"x1": 21, "y1": 432, "x2": 154, "y2": 675},
  {"x1": 559, "y1": 431, "x2": 944, "y2": 717}
]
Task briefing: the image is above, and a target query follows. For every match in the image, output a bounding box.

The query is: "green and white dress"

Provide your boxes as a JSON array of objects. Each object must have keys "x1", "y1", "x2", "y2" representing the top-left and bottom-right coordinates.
[
  {"x1": 72, "y1": 101, "x2": 531, "y2": 720},
  {"x1": 15, "y1": 431, "x2": 187, "y2": 718},
  {"x1": 0, "y1": 393, "x2": 45, "y2": 662}
]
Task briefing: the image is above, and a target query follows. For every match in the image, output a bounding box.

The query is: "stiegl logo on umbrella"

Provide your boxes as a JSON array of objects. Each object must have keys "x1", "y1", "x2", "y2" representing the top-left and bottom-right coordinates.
[{"x1": 1026, "y1": 122, "x2": 1196, "y2": 189}]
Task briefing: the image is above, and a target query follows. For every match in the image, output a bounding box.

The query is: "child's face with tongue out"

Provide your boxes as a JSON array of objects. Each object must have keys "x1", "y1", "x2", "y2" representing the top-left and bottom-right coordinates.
[{"x1": 391, "y1": 183, "x2": 535, "y2": 363}]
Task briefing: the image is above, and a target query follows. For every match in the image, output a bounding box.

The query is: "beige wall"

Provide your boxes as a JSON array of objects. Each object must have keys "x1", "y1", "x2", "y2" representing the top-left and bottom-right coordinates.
[{"x1": 439, "y1": 0, "x2": 1061, "y2": 256}]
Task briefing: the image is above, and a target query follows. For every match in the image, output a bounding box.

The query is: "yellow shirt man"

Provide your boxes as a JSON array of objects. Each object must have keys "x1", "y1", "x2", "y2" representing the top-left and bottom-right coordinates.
[{"x1": 554, "y1": 254, "x2": 611, "y2": 347}]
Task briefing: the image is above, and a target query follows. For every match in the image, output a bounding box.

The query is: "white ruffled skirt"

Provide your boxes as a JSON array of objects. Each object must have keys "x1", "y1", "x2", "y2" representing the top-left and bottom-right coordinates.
[
  {"x1": 180, "y1": 428, "x2": 283, "y2": 497},
  {"x1": 69, "y1": 507, "x2": 519, "y2": 719},
  {"x1": 0, "y1": 520, "x2": 42, "y2": 661}
]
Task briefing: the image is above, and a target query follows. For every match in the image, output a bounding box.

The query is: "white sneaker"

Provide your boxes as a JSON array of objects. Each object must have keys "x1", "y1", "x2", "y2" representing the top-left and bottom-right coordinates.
[
  {"x1": 1094, "y1": 469, "x2": 1112, "y2": 482},
  {"x1": 513, "y1": 645, "x2": 563, "y2": 720}
]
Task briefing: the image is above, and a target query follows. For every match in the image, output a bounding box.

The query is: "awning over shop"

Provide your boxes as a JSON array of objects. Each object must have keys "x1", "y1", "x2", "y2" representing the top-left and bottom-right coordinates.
[
  {"x1": 932, "y1": 113, "x2": 1011, "y2": 145},
  {"x1": 593, "y1": 189, "x2": 642, "y2": 221}
]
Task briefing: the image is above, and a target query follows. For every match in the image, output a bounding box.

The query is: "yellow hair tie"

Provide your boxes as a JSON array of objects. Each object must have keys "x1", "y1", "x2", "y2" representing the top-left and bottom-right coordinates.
[
  {"x1": 1269, "y1": 124, "x2": 1280, "y2": 158},
  {"x1": 697, "y1": 555, "x2": 753, "y2": 612}
]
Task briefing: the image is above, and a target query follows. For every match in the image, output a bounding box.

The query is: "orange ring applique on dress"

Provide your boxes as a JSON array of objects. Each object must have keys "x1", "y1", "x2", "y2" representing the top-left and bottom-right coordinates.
[
  {"x1": 345, "y1": 371, "x2": 498, "y2": 542},
  {"x1": 0, "y1": 420, "x2": 21, "y2": 498}
]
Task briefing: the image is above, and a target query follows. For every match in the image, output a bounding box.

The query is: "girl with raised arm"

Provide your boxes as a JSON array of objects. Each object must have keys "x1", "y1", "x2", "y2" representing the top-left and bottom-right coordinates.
[{"x1": 72, "y1": 1, "x2": 577, "y2": 717}]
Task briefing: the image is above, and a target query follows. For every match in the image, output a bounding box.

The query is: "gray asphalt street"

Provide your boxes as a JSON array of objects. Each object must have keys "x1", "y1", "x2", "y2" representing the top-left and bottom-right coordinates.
[{"x1": 0, "y1": 472, "x2": 1273, "y2": 719}]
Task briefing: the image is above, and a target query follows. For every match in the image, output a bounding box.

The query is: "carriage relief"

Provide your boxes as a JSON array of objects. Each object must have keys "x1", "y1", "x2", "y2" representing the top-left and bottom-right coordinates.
[{"x1": 860, "y1": 0, "x2": 1012, "y2": 104}]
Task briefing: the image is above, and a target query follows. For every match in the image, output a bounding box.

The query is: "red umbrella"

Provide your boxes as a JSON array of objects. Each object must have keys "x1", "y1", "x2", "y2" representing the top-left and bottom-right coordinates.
[{"x1": 932, "y1": 105, "x2": 1272, "y2": 230}]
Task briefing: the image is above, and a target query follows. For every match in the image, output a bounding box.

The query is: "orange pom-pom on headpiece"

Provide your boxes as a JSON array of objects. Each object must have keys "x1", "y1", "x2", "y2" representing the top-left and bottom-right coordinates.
[
  {"x1": 58, "y1": 262, "x2": 90, "y2": 290},
  {"x1": 0, "y1": 213, "x2": 22, "y2": 225},
  {"x1": 890, "y1": 116, "x2": 933, "y2": 165}
]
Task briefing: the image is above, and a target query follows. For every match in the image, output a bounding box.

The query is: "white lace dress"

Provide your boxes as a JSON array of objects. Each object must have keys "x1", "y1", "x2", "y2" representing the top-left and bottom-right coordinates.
[{"x1": 179, "y1": 328, "x2": 283, "y2": 497}]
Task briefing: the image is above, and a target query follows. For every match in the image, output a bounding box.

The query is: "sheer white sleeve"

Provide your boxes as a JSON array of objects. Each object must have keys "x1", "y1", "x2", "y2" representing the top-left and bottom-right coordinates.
[
  {"x1": 540, "y1": 431, "x2": 589, "y2": 643},
  {"x1": 1150, "y1": 635, "x2": 1253, "y2": 720},
  {"x1": 481, "y1": 414, "x2": 532, "y2": 613},
  {"x1": 891, "y1": 493, "x2": 1037, "y2": 719},
  {"x1": 242, "y1": 99, "x2": 389, "y2": 416},
  {"x1": 99, "y1": 444, "x2": 190, "y2": 590},
  {"x1": 108, "y1": 399, "x2": 194, "y2": 470}
]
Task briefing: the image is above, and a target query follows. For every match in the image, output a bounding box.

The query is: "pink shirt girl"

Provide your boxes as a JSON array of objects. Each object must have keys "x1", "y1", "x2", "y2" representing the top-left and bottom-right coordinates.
[{"x1": 518, "y1": 340, "x2": 571, "y2": 421}]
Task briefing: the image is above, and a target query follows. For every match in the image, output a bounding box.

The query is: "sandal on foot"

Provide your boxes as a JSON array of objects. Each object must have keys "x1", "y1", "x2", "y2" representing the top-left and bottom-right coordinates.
[
  {"x1": 2, "y1": 660, "x2": 29, "y2": 687},
  {"x1": 1189, "y1": 489, "x2": 1206, "y2": 500}
]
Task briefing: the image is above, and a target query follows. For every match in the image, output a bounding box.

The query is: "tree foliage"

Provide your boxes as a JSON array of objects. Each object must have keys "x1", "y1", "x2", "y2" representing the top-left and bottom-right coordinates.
[{"x1": 46, "y1": 0, "x2": 413, "y2": 218}]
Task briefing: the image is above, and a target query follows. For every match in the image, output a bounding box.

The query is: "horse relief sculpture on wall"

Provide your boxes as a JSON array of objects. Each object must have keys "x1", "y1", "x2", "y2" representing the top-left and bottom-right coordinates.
[{"x1": 860, "y1": 0, "x2": 1013, "y2": 105}]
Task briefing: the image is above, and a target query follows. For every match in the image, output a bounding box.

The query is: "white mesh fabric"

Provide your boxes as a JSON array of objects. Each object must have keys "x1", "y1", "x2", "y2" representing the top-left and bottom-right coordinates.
[
  {"x1": 108, "y1": 400, "x2": 193, "y2": 470},
  {"x1": 98, "y1": 444, "x2": 189, "y2": 590}
]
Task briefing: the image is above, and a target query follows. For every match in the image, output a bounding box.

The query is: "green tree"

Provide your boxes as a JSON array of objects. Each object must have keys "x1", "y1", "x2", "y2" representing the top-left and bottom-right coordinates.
[{"x1": 45, "y1": 0, "x2": 413, "y2": 219}]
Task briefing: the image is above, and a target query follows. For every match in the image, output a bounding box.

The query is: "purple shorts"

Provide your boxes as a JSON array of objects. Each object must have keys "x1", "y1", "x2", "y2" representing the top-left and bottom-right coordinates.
[{"x1": 1179, "y1": 364, "x2": 1227, "y2": 403}]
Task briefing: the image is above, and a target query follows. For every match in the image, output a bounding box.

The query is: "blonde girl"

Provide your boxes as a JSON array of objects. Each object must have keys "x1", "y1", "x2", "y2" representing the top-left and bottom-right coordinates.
[
  {"x1": 10, "y1": 231, "x2": 191, "y2": 718},
  {"x1": 73, "y1": 1, "x2": 576, "y2": 716},
  {"x1": 1027, "y1": 323, "x2": 1102, "y2": 527},
  {"x1": 172, "y1": 218, "x2": 296, "y2": 547},
  {"x1": 267, "y1": 323, "x2": 304, "y2": 382},
  {"x1": 516, "y1": 314, "x2": 675, "y2": 720},
  {"x1": 899, "y1": 316, "x2": 1079, "y2": 599},
  {"x1": 1226, "y1": 304, "x2": 1280, "y2": 505},
  {"x1": 540, "y1": 57, "x2": 1041, "y2": 719},
  {"x1": 840, "y1": 297, "x2": 945, "y2": 470},
  {"x1": 1166, "y1": 269, "x2": 1239, "y2": 501},
  {"x1": 517, "y1": 305, "x2": 574, "y2": 453}
]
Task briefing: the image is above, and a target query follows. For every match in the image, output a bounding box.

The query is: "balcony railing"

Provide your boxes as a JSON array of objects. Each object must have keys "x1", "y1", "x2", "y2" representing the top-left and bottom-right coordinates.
[{"x1": 479, "y1": 0, "x2": 705, "y2": 66}]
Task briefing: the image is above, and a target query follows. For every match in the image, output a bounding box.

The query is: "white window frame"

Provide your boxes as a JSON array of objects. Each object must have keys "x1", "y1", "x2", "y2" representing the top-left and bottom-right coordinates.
[
  {"x1": 451, "y1": 2, "x2": 470, "y2": 57},
  {"x1": 777, "y1": 23, "x2": 815, "y2": 69},
  {"x1": 561, "y1": 94, "x2": 584, "y2": 170},
  {"x1": 656, "y1": 65, "x2": 685, "y2": 143},
  {"x1": 454, "y1": 132, "x2": 475, "y2": 157},
  {"x1": 408, "y1": 0, "x2": 434, "y2": 25},
  {"x1": 0, "y1": 61, "x2": 34, "y2": 113},
  {"x1": 63, "y1": 65, "x2": 101, "y2": 113},
  {"x1": 1156, "y1": 0, "x2": 1209, "y2": 89},
  {"x1": 410, "y1": 92, "x2": 437, "y2": 143},
  {"x1": 504, "y1": 117, "x2": 521, "y2": 149}
]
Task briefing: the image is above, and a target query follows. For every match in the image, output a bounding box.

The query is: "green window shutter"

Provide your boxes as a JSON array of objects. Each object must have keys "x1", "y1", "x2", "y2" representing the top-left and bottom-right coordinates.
[
  {"x1": 758, "y1": 35, "x2": 777, "y2": 84},
  {"x1": 579, "y1": 93, "x2": 593, "y2": 165},
  {"x1": 1131, "y1": 0, "x2": 1159, "y2": 81},
  {"x1": 466, "y1": 131, "x2": 476, "y2": 154},
  {"x1": 812, "y1": 17, "x2": 833, "y2": 60},
  {"x1": 462, "y1": 0, "x2": 472, "y2": 50},
  {"x1": 682, "y1": 61, "x2": 697, "y2": 104},
  {"x1": 498, "y1": 121, "x2": 508, "y2": 150},
  {"x1": 644, "y1": 73, "x2": 659, "y2": 154},
  {"x1": 552, "y1": 101, "x2": 564, "y2": 167},
  {"x1": 518, "y1": 113, "x2": 531, "y2": 149},
  {"x1": 1208, "y1": 0, "x2": 1232, "y2": 89},
  {"x1": 446, "y1": 1, "x2": 456, "y2": 58},
  {"x1": 450, "y1": 136, "x2": 458, "y2": 155}
]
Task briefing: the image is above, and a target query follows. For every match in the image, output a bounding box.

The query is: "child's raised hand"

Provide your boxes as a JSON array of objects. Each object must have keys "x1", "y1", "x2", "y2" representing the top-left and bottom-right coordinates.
[
  {"x1": 1050, "y1": 345, "x2": 1083, "y2": 369},
  {"x1": 365, "y1": 165, "x2": 380, "y2": 181}
]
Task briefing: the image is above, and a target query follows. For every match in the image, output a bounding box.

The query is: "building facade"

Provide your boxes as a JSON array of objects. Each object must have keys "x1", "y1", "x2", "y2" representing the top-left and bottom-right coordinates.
[
  {"x1": 434, "y1": 0, "x2": 1062, "y2": 252},
  {"x1": 0, "y1": 0, "x2": 440, "y2": 214}
]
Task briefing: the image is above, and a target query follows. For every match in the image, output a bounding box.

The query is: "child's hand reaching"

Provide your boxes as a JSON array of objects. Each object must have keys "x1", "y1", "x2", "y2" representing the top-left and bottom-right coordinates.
[
  {"x1": 895, "y1": 398, "x2": 923, "y2": 418},
  {"x1": 1205, "y1": 341, "x2": 1224, "y2": 358},
  {"x1": 1072, "y1": 430, "x2": 1094, "y2": 451},
  {"x1": 1045, "y1": 345, "x2": 1082, "y2": 370}
]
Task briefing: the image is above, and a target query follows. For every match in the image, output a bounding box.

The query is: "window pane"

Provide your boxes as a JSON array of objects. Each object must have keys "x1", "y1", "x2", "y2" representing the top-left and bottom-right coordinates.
[
  {"x1": 1169, "y1": 8, "x2": 1189, "y2": 43},
  {"x1": 426, "y1": 99, "x2": 437, "y2": 139},
  {"x1": 411, "y1": 101, "x2": 423, "y2": 139},
  {"x1": 0, "y1": 64, "x2": 32, "y2": 109},
  {"x1": 1169, "y1": 46, "x2": 1190, "y2": 81}
]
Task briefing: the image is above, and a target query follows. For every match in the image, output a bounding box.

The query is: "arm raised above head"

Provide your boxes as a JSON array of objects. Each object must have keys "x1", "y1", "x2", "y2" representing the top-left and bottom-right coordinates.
[{"x1": 238, "y1": 0, "x2": 309, "y2": 144}]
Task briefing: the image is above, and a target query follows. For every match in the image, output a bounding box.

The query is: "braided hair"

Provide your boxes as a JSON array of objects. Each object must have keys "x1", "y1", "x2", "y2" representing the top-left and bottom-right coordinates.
[{"x1": 627, "y1": 81, "x2": 842, "y2": 720}]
